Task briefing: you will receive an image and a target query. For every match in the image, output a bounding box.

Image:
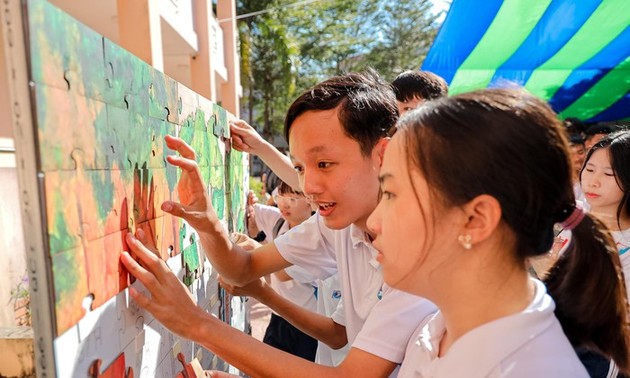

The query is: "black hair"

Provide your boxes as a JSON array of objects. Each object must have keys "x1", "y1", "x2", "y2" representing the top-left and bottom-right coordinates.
[
  {"x1": 276, "y1": 180, "x2": 304, "y2": 197},
  {"x1": 391, "y1": 70, "x2": 448, "y2": 103},
  {"x1": 283, "y1": 69, "x2": 398, "y2": 156}
]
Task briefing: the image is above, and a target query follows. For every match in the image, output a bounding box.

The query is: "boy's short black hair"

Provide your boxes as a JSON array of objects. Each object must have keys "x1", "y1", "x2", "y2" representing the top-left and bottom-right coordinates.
[
  {"x1": 283, "y1": 69, "x2": 398, "y2": 157},
  {"x1": 563, "y1": 117, "x2": 586, "y2": 145},
  {"x1": 585, "y1": 122, "x2": 621, "y2": 136},
  {"x1": 391, "y1": 70, "x2": 448, "y2": 103}
]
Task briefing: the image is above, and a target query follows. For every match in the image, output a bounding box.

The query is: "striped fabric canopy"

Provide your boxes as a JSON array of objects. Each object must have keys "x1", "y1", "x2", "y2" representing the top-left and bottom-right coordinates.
[{"x1": 422, "y1": 0, "x2": 630, "y2": 122}]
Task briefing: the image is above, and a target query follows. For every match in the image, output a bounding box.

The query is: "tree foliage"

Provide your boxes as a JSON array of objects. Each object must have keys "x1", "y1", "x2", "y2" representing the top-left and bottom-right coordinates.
[{"x1": 236, "y1": 0, "x2": 442, "y2": 138}]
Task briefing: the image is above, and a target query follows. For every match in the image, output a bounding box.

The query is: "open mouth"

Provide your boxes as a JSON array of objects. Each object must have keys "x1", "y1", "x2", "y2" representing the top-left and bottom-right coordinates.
[{"x1": 317, "y1": 201, "x2": 336, "y2": 216}]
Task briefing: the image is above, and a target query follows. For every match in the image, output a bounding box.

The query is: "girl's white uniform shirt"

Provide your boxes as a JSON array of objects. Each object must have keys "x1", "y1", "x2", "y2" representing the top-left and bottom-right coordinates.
[
  {"x1": 275, "y1": 212, "x2": 437, "y2": 365},
  {"x1": 253, "y1": 204, "x2": 317, "y2": 313},
  {"x1": 398, "y1": 279, "x2": 588, "y2": 378}
]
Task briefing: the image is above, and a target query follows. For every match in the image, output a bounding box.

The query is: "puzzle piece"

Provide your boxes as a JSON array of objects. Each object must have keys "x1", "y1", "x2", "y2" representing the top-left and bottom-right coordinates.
[
  {"x1": 210, "y1": 103, "x2": 230, "y2": 140},
  {"x1": 34, "y1": 85, "x2": 107, "y2": 172},
  {"x1": 85, "y1": 230, "x2": 130, "y2": 309},
  {"x1": 148, "y1": 70, "x2": 179, "y2": 123},
  {"x1": 89, "y1": 353, "x2": 133, "y2": 378},
  {"x1": 28, "y1": 0, "x2": 108, "y2": 99},
  {"x1": 227, "y1": 149, "x2": 247, "y2": 233},
  {"x1": 175, "y1": 354, "x2": 205, "y2": 378},
  {"x1": 177, "y1": 83, "x2": 199, "y2": 126},
  {"x1": 103, "y1": 39, "x2": 152, "y2": 114},
  {"x1": 44, "y1": 170, "x2": 82, "y2": 254},
  {"x1": 52, "y1": 246, "x2": 89, "y2": 335},
  {"x1": 78, "y1": 169, "x2": 130, "y2": 242}
]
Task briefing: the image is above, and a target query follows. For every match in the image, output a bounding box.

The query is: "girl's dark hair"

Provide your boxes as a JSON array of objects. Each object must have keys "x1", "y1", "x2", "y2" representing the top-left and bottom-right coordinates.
[
  {"x1": 397, "y1": 88, "x2": 630, "y2": 373},
  {"x1": 580, "y1": 130, "x2": 630, "y2": 229},
  {"x1": 284, "y1": 68, "x2": 398, "y2": 157}
]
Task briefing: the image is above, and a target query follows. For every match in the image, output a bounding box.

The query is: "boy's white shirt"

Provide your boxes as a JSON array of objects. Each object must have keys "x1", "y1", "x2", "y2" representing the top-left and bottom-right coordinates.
[
  {"x1": 290, "y1": 267, "x2": 348, "y2": 366},
  {"x1": 397, "y1": 279, "x2": 588, "y2": 378},
  {"x1": 252, "y1": 204, "x2": 317, "y2": 312},
  {"x1": 275, "y1": 213, "x2": 437, "y2": 365}
]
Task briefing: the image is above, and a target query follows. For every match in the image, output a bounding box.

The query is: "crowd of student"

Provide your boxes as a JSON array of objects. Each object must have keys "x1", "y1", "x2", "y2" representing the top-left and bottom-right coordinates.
[{"x1": 119, "y1": 67, "x2": 630, "y2": 377}]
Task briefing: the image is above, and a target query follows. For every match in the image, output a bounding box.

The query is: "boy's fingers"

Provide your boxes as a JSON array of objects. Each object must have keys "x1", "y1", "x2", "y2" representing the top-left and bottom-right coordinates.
[
  {"x1": 165, "y1": 135, "x2": 196, "y2": 160},
  {"x1": 166, "y1": 156, "x2": 206, "y2": 187},
  {"x1": 229, "y1": 119, "x2": 251, "y2": 130},
  {"x1": 231, "y1": 136, "x2": 251, "y2": 153},
  {"x1": 166, "y1": 155, "x2": 198, "y2": 172},
  {"x1": 161, "y1": 201, "x2": 189, "y2": 220},
  {"x1": 128, "y1": 287, "x2": 153, "y2": 311},
  {"x1": 121, "y1": 251, "x2": 159, "y2": 288},
  {"x1": 135, "y1": 228, "x2": 158, "y2": 252}
]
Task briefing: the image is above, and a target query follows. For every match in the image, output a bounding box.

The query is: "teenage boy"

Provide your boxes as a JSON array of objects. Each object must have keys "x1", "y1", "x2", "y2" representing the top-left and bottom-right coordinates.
[{"x1": 121, "y1": 70, "x2": 436, "y2": 376}]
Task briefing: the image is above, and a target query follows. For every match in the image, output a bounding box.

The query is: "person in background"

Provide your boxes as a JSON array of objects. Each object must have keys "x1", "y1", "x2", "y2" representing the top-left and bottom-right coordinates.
[
  {"x1": 581, "y1": 130, "x2": 630, "y2": 288},
  {"x1": 243, "y1": 180, "x2": 319, "y2": 361},
  {"x1": 563, "y1": 118, "x2": 588, "y2": 204},
  {"x1": 367, "y1": 88, "x2": 629, "y2": 377},
  {"x1": 238, "y1": 181, "x2": 349, "y2": 366},
  {"x1": 584, "y1": 123, "x2": 620, "y2": 151},
  {"x1": 391, "y1": 70, "x2": 448, "y2": 115}
]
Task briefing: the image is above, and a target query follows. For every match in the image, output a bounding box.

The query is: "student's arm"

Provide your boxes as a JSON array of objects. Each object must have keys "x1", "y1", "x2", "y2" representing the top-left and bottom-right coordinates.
[
  {"x1": 230, "y1": 120, "x2": 300, "y2": 189},
  {"x1": 162, "y1": 136, "x2": 289, "y2": 285},
  {"x1": 121, "y1": 231, "x2": 397, "y2": 378},
  {"x1": 220, "y1": 277, "x2": 348, "y2": 350},
  {"x1": 273, "y1": 269, "x2": 293, "y2": 282}
]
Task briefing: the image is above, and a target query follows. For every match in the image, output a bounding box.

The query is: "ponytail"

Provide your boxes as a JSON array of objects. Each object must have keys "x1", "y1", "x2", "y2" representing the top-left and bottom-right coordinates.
[{"x1": 544, "y1": 213, "x2": 630, "y2": 374}]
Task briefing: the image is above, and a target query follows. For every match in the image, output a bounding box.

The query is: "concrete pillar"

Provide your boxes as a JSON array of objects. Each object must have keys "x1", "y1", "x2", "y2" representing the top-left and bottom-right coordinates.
[
  {"x1": 190, "y1": 0, "x2": 216, "y2": 101},
  {"x1": 117, "y1": 0, "x2": 164, "y2": 71},
  {"x1": 0, "y1": 25, "x2": 12, "y2": 139},
  {"x1": 217, "y1": 0, "x2": 239, "y2": 117}
]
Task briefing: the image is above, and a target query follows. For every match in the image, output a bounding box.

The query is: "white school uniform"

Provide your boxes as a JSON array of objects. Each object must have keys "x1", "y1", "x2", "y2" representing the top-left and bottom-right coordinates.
[
  {"x1": 253, "y1": 204, "x2": 317, "y2": 313},
  {"x1": 290, "y1": 268, "x2": 349, "y2": 366},
  {"x1": 275, "y1": 213, "x2": 437, "y2": 365},
  {"x1": 398, "y1": 279, "x2": 588, "y2": 378}
]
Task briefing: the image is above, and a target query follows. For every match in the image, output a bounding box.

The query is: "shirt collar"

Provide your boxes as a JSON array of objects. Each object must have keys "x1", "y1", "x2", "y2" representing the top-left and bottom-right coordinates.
[
  {"x1": 413, "y1": 279, "x2": 556, "y2": 377},
  {"x1": 349, "y1": 224, "x2": 380, "y2": 269}
]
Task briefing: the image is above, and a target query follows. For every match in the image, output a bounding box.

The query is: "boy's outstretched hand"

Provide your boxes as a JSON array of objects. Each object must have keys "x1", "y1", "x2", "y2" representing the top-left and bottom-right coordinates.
[
  {"x1": 120, "y1": 229, "x2": 209, "y2": 340},
  {"x1": 162, "y1": 135, "x2": 216, "y2": 232}
]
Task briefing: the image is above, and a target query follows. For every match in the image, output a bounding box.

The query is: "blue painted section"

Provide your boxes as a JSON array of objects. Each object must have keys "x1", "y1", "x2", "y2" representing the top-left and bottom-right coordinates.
[
  {"x1": 421, "y1": 0, "x2": 504, "y2": 84},
  {"x1": 549, "y1": 25, "x2": 630, "y2": 112},
  {"x1": 489, "y1": 0, "x2": 602, "y2": 87},
  {"x1": 588, "y1": 90, "x2": 630, "y2": 123}
]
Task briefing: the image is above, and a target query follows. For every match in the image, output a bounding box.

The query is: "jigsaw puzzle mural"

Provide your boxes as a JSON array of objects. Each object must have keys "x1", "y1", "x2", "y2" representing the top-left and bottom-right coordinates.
[{"x1": 1, "y1": 0, "x2": 248, "y2": 376}]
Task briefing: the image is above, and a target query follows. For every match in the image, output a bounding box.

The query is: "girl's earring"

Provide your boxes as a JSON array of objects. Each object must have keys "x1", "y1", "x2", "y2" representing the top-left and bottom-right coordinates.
[{"x1": 458, "y1": 234, "x2": 472, "y2": 250}]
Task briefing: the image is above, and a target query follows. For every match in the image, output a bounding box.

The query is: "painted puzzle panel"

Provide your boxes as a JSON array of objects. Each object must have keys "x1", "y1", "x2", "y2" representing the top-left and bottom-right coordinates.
[{"x1": 20, "y1": 0, "x2": 248, "y2": 375}]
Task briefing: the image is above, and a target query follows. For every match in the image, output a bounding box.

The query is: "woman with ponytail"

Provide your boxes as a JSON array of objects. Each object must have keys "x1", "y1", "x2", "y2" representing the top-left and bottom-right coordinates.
[{"x1": 367, "y1": 88, "x2": 630, "y2": 377}]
